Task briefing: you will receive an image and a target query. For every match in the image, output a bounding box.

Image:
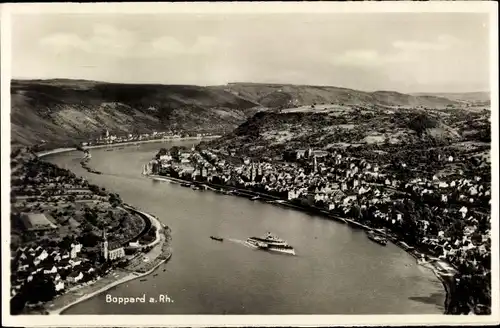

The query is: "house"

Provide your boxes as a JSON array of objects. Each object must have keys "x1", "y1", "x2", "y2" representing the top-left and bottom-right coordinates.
[
  {"x1": 55, "y1": 281, "x2": 65, "y2": 292},
  {"x1": 129, "y1": 241, "x2": 141, "y2": 248},
  {"x1": 70, "y1": 260, "x2": 82, "y2": 267},
  {"x1": 441, "y1": 194, "x2": 448, "y2": 203},
  {"x1": 37, "y1": 250, "x2": 49, "y2": 261},
  {"x1": 70, "y1": 243, "x2": 82, "y2": 259},
  {"x1": 43, "y1": 266, "x2": 57, "y2": 275},
  {"x1": 108, "y1": 247, "x2": 126, "y2": 261},
  {"x1": 343, "y1": 195, "x2": 357, "y2": 205},
  {"x1": 438, "y1": 182, "x2": 449, "y2": 188},
  {"x1": 17, "y1": 263, "x2": 29, "y2": 272},
  {"x1": 358, "y1": 186, "x2": 370, "y2": 195},
  {"x1": 459, "y1": 206, "x2": 468, "y2": 218},
  {"x1": 469, "y1": 186, "x2": 478, "y2": 196},
  {"x1": 67, "y1": 271, "x2": 84, "y2": 283}
]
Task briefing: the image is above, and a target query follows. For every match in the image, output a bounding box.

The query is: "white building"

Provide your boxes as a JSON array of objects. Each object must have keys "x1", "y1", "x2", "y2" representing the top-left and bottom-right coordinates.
[
  {"x1": 43, "y1": 266, "x2": 58, "y2": 275},
  {"x1": 129, "y1": 241, "x2": 141, "y2": 248},
  {"x1": 55, "y1": 281, "x2": 65, "y2": 292},
  {"x1": 70, "y1": 243, "x2": 82, "y2": 259},
  {"x1": 459, "y1": 206, "x2": 468, "y2": 218}
]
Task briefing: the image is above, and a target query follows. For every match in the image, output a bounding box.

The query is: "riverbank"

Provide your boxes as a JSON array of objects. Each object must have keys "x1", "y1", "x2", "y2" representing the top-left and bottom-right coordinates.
[
  {"x1": 145, "y1": 172, "x2": 456, "y2": 314},
  {"x1": 45, "y1": 206, "x2": 171, "y2": 315},
  {"x1": 35, "y1": 135, "x2": 221, "y2": 158}
]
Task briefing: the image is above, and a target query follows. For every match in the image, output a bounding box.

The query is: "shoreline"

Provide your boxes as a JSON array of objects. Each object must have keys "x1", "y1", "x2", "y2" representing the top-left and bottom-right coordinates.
[
  {"x1": 45, "y1": 207, "x2": 171, "y2": 315},
  {"x1": 146, "y1": 173, "x2": 455, "y2": 314},
  {"x1": 35, "y1": 135, "x2": 221, "y2": 158},
  {"x1": 53, "y1": 252, "x2": 172, "y2": 315}
]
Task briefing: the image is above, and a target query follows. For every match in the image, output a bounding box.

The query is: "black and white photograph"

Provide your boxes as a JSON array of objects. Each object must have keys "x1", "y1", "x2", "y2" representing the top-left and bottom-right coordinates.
[{"x1": 1, "y1": 2, "x2": 498, "y2": 327}]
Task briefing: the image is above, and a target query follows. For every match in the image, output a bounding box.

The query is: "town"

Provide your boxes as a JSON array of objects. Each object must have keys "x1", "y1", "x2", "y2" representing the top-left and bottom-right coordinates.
[
  {"x1": 80, "y1": 130, "x2": 217, "y2": 148},
  {"x1": 9, "y1": 148, "x2": 172, "y2": 314},
  {"x1": 146, "y1": 140, "x2": 491, "y2": 315}
]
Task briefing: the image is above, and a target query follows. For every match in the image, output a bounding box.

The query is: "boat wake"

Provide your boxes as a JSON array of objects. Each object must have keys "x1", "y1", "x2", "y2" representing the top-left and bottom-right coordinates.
[{"x1": 227, "y1": 238, "x2": 255, "y2": 249}]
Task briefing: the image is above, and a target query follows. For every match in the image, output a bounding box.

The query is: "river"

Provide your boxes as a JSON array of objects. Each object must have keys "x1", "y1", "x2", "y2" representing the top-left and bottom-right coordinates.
[{"x1": 44, "y1": 141, "x2": 446, "y2": 314}]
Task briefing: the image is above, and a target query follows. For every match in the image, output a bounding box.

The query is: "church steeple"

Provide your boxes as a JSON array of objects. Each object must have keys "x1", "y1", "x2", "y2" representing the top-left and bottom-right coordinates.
[{"x1": 102, "y1": 228, "x2": 109, "y2": 261}]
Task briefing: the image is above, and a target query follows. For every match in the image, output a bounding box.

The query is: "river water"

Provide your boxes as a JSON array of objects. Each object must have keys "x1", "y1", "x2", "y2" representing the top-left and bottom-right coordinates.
[{"x1": 45, "y1": 141, "x2": 445, "y2": 314}]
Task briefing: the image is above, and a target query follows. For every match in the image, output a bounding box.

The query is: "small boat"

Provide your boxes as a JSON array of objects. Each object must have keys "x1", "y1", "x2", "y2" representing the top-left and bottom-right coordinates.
[
  {"x1": 181, "y1": 183, "x2": 191, "y2": 188},
  {"x1": 163, "y1": 269, "x2": 166, "y2": 272},
  {"x1": 153, "y1": 274, "x2": 158, "y2": 277},
  {"x1": 191, "y1": 185, "x2": 200, "y2": 190},
  {"x1": 210, "y1": 236, "x2": 223, "y2": 242},
  {"x1": 140, "y1": 279, "x2": 147, "y2": 282},
  {"x1": 366, "y1": 231, "x2": 387, "y2": 246},
  {"x1": 251, "y1": 196, "x2": 260, "y2": 201}
]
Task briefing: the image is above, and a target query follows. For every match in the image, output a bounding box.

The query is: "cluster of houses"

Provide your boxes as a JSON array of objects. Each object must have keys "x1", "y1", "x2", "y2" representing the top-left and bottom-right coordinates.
[
  {"x1": 11, "y1": 229, "x2": 134, "y2": 301},
  {"x1": 83, "y1": 129, "x2": 212, "y2": 147},
  {"x1": 10, "y1": 242, "x2": 98, "y2": 298},
  {"x1": 154, "y1": 145, "x2": 491, "y2": 280}
]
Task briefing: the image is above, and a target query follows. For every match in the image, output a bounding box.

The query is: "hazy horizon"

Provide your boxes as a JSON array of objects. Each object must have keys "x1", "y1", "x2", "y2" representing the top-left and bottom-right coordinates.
[
  {"x1": 12, "y1": 13, "x2": 491, "y2": 93},
  {"x1": 10, "y1": 77, "x2": 491, "y2": 95}
]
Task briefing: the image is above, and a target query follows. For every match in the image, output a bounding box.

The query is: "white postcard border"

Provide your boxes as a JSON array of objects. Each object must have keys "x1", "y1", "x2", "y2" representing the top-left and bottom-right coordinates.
[{"x1": 1, "y1": 1, "x2": 498, "y2": 327}]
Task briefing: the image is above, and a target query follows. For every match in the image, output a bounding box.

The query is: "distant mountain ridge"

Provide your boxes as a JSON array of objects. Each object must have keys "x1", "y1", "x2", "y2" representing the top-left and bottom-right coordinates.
[
  {"x1": 216, "y1": 82, "x2": 465, "y2": 109},
  {"x1": 10, "y1": 79, "x2": 261, "y2": 147},
  {"x1": 411, "y1": 92, "x2": 490, "y2": 105},
  {"x1": 10, "y1": 79, "x2": 484, "y2": 148}
]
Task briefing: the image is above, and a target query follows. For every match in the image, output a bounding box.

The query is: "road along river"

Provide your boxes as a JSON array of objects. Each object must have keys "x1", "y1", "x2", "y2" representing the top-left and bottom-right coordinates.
[{"x1": 45, "y1": 141, "x2": 446, "y2": 314}]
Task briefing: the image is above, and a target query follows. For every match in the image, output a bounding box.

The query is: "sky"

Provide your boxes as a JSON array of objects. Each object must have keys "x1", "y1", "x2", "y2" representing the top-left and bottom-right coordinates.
[{"x1": 11, "y1": 13, "x2": 491, "y2": 93}]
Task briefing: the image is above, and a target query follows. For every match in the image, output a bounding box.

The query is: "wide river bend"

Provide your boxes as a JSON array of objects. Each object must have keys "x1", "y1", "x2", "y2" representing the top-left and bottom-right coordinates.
[{"x1": 45, "y1": 141, "x2": 445, "y2": 314}]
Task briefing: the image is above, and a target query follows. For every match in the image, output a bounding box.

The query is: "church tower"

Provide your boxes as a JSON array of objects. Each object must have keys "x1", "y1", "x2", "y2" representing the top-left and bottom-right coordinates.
[{"x1": 102, "y1": 229, "x2": 109, "y2": 261}]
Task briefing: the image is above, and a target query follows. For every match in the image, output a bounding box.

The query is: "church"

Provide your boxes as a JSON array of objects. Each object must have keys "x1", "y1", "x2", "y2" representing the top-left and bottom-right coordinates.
[{"x1": 102, "y1": 229, "x2": 126, "y2": 261}]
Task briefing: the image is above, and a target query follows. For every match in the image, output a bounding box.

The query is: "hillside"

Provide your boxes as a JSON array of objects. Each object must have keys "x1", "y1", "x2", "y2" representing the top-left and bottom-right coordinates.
[
  {"x1": 206, "y1": 104, "x2": 490, "y2": 159},
  {"x1": 10, "y1": 79, "x2": 261, "y2": 148},
  {"x1": 212, "y1": 83, "x2": 462, "y2": 109},
  {"x1": 412, "y1": 92, "x2": 490, "y2": 107},
  {"x1": 11, "y1": 79, "x2": 484, "y2": 149}
]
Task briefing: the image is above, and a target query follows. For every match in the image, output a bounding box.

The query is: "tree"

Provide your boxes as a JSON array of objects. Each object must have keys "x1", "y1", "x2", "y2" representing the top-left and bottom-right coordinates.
[
  {"x1": 156, "y1": 148, "x2": 168, "y2": 160},
  {"x1": 84, "y1": 210, "x2": 98, "y2": 226},
  {"x1": 22, "y1": 276, "x2": 57, "y2": 304},
  {"x1": 59, "y1": 235, "x2": 75, "y2": 250},
  {"x1": 78, "y1": 231, "x2": 101, "y2": 247}
]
